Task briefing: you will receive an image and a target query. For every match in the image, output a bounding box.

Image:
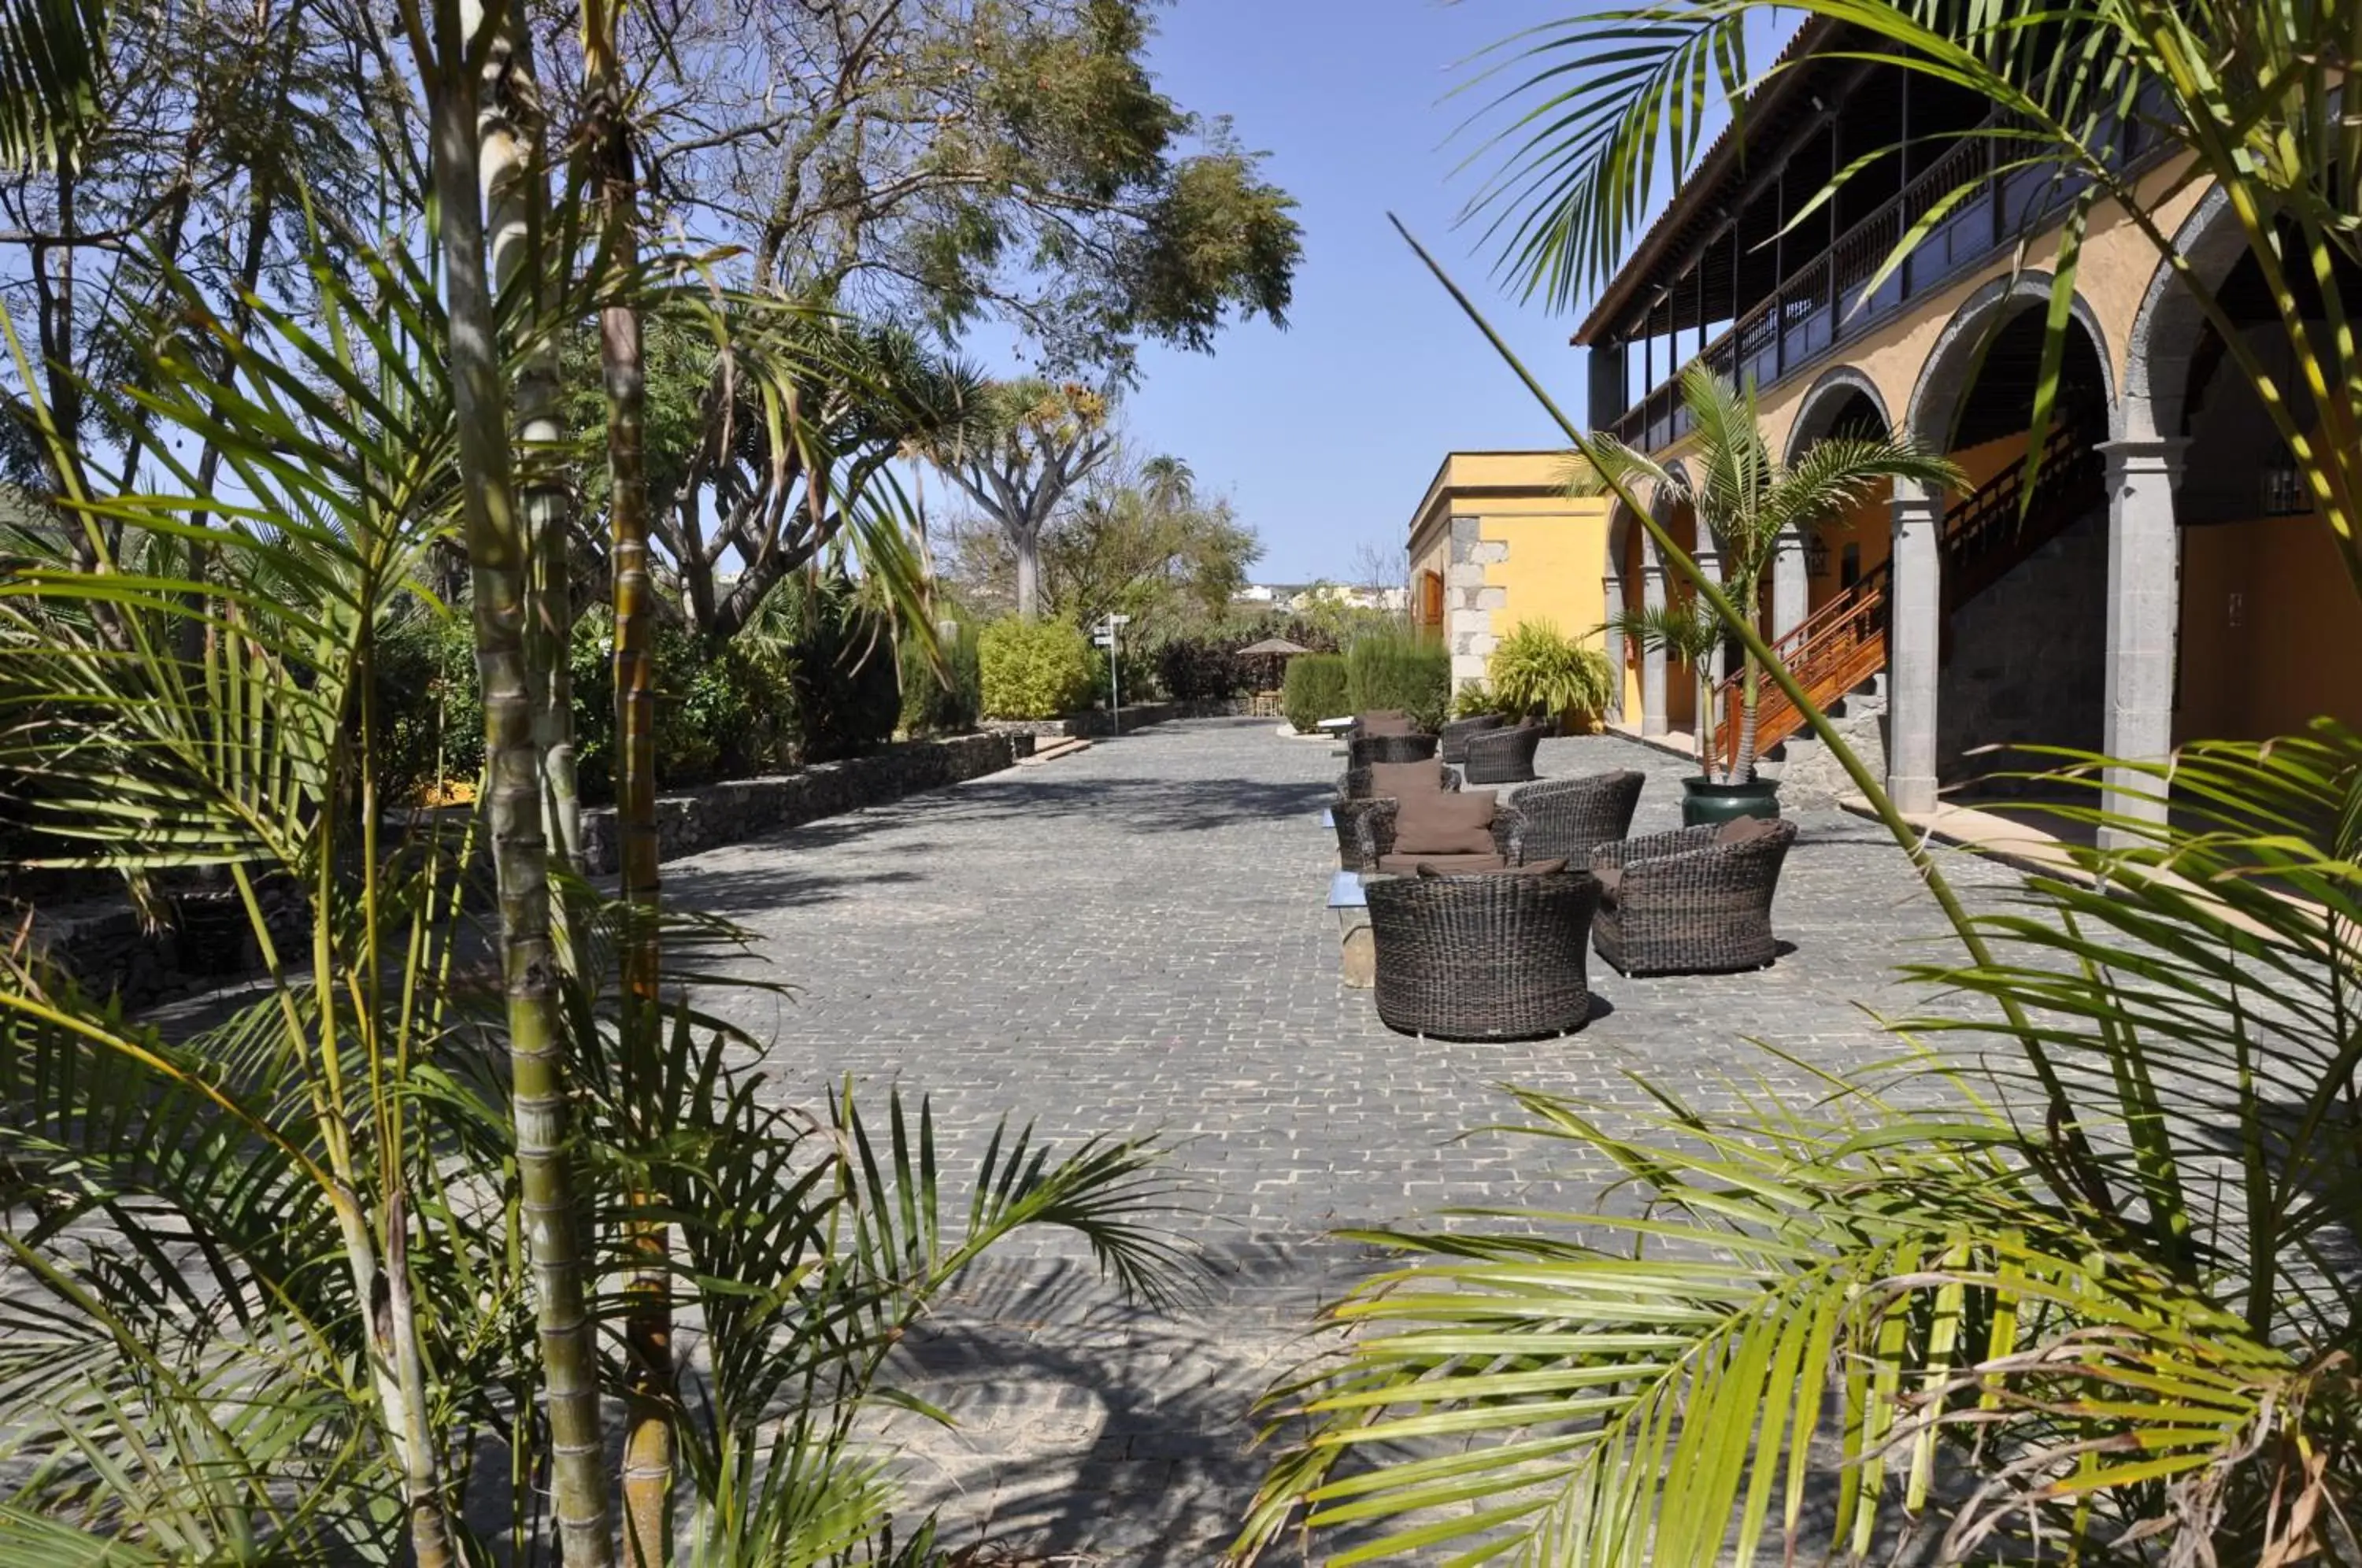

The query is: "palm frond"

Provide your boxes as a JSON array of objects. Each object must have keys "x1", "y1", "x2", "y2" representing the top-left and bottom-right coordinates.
[
  {"x1": 1231, "y1": 1079, "x2": 2304, "y2": 1566},
  {"x1": 0, "y1": 0, "x2": 104, "y2": 170}
]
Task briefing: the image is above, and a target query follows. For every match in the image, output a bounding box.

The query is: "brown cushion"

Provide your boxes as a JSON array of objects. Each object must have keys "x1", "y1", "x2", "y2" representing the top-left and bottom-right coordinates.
[
  {"x1": 1359, "y1": 712, "x2": 1415, "y2": 737},
  {"x1": 1394, "y1": 788, "x2": 1498, "y2": 856},
  {"x1": 1381, "y1": 852, "x2": 1506, "y2": 875},
  {"x1": 1417, "y1": 856, "x2": 1570, "y2": 878},
  {"x1": 1368, "y1": 759, "x2": 1446, "y2": 797},
  {"x1": 1716, "y1": 813, "x2": 1777, "y2": 846},
  {"x1": 1595, "y1": 864, "x2": 1622, "y2": 901}
]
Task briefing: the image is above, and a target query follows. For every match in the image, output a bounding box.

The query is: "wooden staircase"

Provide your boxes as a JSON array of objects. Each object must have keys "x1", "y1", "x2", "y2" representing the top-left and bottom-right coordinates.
[{"x1": 1708, "y1": 420, "x2": 2106, "y2": 771}]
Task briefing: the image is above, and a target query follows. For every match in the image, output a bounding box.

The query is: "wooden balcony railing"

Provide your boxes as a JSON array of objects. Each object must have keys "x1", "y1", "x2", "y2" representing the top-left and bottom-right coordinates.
[{"x1": 1604, "y1": 87, "x2": 2158, "y2": 452}]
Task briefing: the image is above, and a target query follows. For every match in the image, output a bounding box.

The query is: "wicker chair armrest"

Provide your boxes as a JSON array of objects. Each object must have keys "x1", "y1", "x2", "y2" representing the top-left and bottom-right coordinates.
[
  {"x1": 1490, "y1": 803, "x2": 1527, "y2": 864},
  {"x1": 1592, "y1": 824, "x2": 1718, "y2": 871},
  {"x1": 1615, "y1": 823, "x2": 1797, "y2": 900},
  {"x1": 1462, "y1": 727, "x2": 1520, "y2": 765},
  {"x1": 1354, "y1": 798, "x2": 1403, "y2": 865},
  {"x1": 1442, "y1": 764, "x2": 1464, "y2": 792}
]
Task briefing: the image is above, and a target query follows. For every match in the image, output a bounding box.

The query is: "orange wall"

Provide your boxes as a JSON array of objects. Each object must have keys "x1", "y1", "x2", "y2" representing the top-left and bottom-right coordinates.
[
  {"x1": 1805, "y1": 433, "x2": 2027, "y2": 611},
  {"x1": 1620, "y1": 522, "x2": 1645, "y2": 719},
  {"x1": 1663, "y1": 504, "x2": 1700, "y2": 730},
  {"x1": 2177, "y1": 516, "x2": 2362, "y2": 742}
]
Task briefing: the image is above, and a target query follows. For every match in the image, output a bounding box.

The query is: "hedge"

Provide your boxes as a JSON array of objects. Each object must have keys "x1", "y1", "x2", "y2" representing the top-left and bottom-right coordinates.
[
  {"x1": 1282, "y1": 653, "x2": 1349, "y2": 734},
  {"x1": 1346, "y1": 632, "x2": 1450, "y2": 732},
  {"x1": 899, "y1": 620, "x2": 983, "y2": 737}
]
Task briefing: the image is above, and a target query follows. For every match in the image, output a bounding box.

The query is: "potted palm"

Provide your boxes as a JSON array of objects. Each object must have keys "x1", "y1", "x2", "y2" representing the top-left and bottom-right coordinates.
[
  {"x1": 1598, "y1": 597, "x2": 1741, "y2": 820},
  {"x1": 1584, "y1": 366, "x2": 1962, "y2": 823}
]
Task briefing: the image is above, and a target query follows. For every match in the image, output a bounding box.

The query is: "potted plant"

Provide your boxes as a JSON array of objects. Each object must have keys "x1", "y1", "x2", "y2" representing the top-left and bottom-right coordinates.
[
  {"x1": 1583, "y1": 365, "x2": 1963, "y2": 823},
  {"x1": 1484, "y1": 619, "x2": 1616, "y2": 732},
  {"x1": 1599, "y1": 597, "x2": 1752, "y2": 823}
]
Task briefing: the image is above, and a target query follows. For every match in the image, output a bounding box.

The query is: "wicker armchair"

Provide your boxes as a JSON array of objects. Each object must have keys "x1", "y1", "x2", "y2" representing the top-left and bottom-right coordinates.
[
  {"x1": 1366, "y1": 871, "x2": 1601, "y2": 1040},
  {"x1": 1438, "y1": 712, "x2": 1505, "y2": 764},
  {"x1": 1331, "y1": 773, "x2": 1459, "y2": 867},
  {"x1": 1507, "y1": 771, "x2": 1645, "y2": 864},
  {"x1": 1337, "y1": 763, "x2": 1462, "y2": 802},
  {"x1": 1348, "y1": 731, "x2": 1439, "y2": 768},
  {"x1": 1589, "y1": 820, "x2": 1798, "y2": 976},
  {"x1": 1462, "y1": 723, "x2": 1546, "y2": 785},
  {"x1": 1349, "y1": 800, "x2": 1526, "y2": 874}
]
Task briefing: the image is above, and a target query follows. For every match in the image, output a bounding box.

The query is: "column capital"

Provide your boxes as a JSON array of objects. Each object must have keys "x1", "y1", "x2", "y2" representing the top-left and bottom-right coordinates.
[
  {"x1": 2097, "y1": 434, "x2": 2191, "y2": 487},
  {"x1": 1890, "y1": 488, "x2": 1942, "y2": 532}
]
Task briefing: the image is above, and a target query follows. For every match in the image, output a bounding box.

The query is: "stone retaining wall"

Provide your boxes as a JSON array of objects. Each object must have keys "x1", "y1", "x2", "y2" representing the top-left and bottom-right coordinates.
[
  {"x1": 982, "y1": 698, "x2": 1243, "y2": 740},
  {"x1": 31, "y1": 731, "x2": 1021, "y2": 1007},
  {"x1": 575, "y1": 731, "x2": 1018, "y2": 874}
]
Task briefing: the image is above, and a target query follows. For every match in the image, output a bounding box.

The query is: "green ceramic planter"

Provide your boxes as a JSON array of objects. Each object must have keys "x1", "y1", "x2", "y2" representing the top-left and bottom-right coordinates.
[{"x1": 1679, "y1": 775, "x2": 1783, "y2": 828}]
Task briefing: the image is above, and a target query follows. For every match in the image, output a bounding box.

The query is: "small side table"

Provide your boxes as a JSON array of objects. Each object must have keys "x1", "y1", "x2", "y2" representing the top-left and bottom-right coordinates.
[{"x1": 1327, "y1": 871, "x2": 1374, "y2": 989}]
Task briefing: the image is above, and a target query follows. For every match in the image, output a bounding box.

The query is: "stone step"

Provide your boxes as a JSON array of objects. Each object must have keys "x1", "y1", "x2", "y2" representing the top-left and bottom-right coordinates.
[{"x1": 1017, "y1": 736, "x2": 1094, "y2": 766}]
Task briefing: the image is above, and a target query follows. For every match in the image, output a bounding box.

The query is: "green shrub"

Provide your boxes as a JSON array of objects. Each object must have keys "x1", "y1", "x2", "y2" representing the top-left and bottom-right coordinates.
[
  {"x1": 569, "y1": 618, "x2": 799, "y2": 803},
  {"x1": 1282, "y1": 653, "x2": 1349, "y2": 734},
  {"x1": 775, "y1": 574, "x2": 901, "y2": 762},
  {"x1": 979, "y1": 617, "x2": 1094, "y2": 719},
  {"x1": 1346, "y1": 631, "x2": 1449, "y2": 731},
  {"x1": 899, "y1": 620, "x2": 983, "y2": 736},
  {"x1": 1486, "y1": 619, "x2": 1616, "y2": 727},
  {"x1": 1451, "y1": 680, "x2": 1500, "y2": 720},
  {"x1": 373, "y1": 606, "x2": 483, "y2": 804}
]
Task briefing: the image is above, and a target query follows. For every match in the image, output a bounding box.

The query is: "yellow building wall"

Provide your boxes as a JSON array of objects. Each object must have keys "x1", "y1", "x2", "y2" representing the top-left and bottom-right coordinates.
[
  {"x1": 1482, "y1": 498, "x2": 1612, "y2": 643},
  {"x1": 2177, "y1": 516, "x2": 2362, "y2": 742}
]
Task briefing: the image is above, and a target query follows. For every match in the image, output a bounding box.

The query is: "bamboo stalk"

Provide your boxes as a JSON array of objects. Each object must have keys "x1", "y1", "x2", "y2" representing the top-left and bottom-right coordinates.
[
  {"x1": 476, "y1": 2, "x2": 585, "y2": 886},
  {"x1": 578, "y1": 3, "x2": 673, "y2": 1556},
  {"x1": 421, "y1": 18, "x2": 615, "y2": 1562}
]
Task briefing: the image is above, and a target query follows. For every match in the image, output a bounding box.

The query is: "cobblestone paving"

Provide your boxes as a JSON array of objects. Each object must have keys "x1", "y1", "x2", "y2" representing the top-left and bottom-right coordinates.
[{"x1": 668, "y1": 719, "x2": 2034, "y2": 1562}]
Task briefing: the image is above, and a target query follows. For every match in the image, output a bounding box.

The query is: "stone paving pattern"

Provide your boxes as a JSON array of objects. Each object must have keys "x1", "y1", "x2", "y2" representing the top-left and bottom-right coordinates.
[{"x1": 669, "y1": 719, "x2": 2034, "y2": 1562}]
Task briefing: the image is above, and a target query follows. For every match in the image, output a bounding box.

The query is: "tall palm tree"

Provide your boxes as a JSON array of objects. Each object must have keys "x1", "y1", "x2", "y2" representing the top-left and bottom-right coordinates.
[
  {"x1": 1579, "y1": 365, "x2": 1959, "y2": 781},
  {"x1": 405, "y1": 0, "x2": 613, "y2": 1556}
]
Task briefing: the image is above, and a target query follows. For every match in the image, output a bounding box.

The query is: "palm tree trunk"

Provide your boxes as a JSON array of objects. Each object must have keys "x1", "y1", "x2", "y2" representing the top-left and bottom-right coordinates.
[
  {"x1": 1734, "y1": 654, "x2": 1762, "y2": 783},
  {"x1": 580, "y1": 14, "x2": 674, "y2": 1560},
  {"x1": 422, "y1": 30, "x2": 614, "y2": 1568},
  {"x1": 477, "y1": 0, "x2": 583, "y2": 886}
]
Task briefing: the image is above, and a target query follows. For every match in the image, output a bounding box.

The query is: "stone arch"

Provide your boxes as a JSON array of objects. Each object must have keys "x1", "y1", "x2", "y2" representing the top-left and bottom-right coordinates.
[
  {"x1": 1905, "y1": 272, "x2": 2119, "y2": 453},
  {"x1": 1783, "y1": 365, "x2": 1893, "y2": 464},
  {"x1": 2123, "y1": 186, "x2": 2246, "y2": 441},
  {"x1": 1779, "y1": 367, "x2": 1894, "y2": 632}
]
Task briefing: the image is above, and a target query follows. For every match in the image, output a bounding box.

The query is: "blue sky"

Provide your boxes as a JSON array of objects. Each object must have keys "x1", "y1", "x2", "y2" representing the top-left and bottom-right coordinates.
[{"x1": 1117, "y1": 0, "x2": 1597, "y2": 583}]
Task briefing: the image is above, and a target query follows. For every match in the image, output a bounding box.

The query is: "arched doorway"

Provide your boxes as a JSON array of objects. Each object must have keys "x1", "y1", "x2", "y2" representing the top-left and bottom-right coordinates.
[
  {"x1": 1784, "y1": 373, "x2": 1893, "y2": 620},
  {"x1": 1910, "y1": 289, "x2": 2115, "y2": 795},
  {"x1": 2167, "y1": 243, "x2": 2362, "y2": 745}
]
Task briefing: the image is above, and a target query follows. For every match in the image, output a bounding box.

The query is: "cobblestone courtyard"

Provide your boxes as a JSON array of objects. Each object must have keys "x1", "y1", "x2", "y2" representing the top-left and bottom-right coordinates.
[{"x1": 670, "y1": 719, "x2": 2031, "y2": 1562}]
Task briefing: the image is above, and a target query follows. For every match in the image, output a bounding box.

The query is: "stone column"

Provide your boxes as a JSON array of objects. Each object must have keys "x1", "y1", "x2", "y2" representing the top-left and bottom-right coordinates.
[
  {"x1": 2099, "y1": 437, "x2": 2188, "y2": 848},
  {"x1": 1444, "y1": 515, "x2": 1500, "y2": 691},
  {"x1": 1640, "y1": 558, "x2": 1669, "y2": 737},
  {"x1": 1600, "y1": 573, "x2": 1627, "y2": 724},
  {"x1": 1886, "y1": 482, "x2": 1942, "y2": 815},
  {"x1": 1772, "y1": 525, "x2": 1811, "y2": 642}
]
